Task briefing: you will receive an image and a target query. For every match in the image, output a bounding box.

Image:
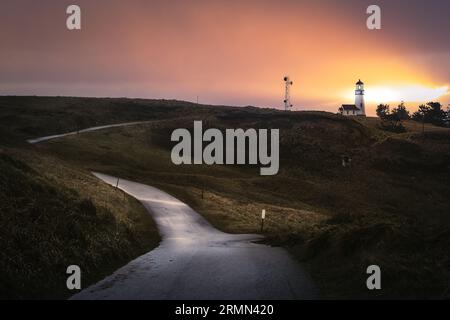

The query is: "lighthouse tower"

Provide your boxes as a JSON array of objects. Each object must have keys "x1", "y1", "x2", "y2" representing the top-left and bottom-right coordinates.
[{"x1": 355, "y1": 79, "x2": 366, "y2": 116}]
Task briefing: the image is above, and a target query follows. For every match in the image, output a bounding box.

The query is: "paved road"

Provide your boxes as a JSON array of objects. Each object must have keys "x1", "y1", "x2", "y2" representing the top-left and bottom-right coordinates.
[
  {"x1": 71, "y1": 173, "x2": 318, "y2": 300},
  {"x1": 27, "y1": 121, "x2": 152, "y2": 144}
]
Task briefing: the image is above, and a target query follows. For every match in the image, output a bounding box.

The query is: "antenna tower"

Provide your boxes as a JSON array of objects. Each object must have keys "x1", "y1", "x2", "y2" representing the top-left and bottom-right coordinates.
[{"x1": 283, "y1": 76, "x2": 293, "y2": 111}]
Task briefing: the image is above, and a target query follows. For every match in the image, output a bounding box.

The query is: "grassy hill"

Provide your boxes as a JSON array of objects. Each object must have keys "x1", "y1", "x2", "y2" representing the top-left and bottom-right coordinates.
[
  {"x1": 1, "y1": 96, "x2": 449, "y2": 299},
  {"x1": 0, "y1": 148, "x2": 160, "y2": 299}
]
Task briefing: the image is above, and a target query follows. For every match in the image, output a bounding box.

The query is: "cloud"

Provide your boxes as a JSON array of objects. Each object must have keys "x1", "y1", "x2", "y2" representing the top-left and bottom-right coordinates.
[{"x1": 365, "y1": 85, "x2": 449, "y2": 103}]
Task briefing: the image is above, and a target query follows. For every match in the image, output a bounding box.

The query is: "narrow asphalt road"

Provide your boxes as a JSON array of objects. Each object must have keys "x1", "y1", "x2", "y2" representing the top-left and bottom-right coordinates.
[
  {"x1": 71, "y1": 173, "x2": 318, "y2": 300},
  {"x1": 27, "y1": 121, "x2": 152, "y2": 144}
]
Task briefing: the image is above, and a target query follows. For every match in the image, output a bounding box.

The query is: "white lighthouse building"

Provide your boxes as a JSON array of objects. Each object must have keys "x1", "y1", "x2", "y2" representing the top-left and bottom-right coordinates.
[{"x1": 339, "y1": 79, "x2": 366, "y2": 116}]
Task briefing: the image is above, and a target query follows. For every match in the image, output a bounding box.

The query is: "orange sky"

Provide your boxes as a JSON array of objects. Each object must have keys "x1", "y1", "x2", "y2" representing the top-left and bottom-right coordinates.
[{"x1": 0, "y1": 0, "x2": 449, "y2": 115}]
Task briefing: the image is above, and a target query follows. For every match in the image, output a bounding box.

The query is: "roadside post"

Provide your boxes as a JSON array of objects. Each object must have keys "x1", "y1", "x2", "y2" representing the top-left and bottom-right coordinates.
[
  {"x1": 261, "y1": 209, "x2": 266, "y2": 232},
  {"x1": 116, "y1": 177, "x2": 120, "y2": 189}
]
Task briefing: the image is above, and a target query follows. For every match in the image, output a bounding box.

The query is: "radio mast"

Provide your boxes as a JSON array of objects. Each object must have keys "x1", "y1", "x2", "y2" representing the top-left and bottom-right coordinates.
[{"x1": 283, "y1": 76, "x2": 293, "y2": 111}]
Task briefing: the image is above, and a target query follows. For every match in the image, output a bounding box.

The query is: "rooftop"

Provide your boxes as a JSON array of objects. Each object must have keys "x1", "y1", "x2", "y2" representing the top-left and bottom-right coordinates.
[{"x1": 341, "y1": 104, "x2": 360, "y2": 111}]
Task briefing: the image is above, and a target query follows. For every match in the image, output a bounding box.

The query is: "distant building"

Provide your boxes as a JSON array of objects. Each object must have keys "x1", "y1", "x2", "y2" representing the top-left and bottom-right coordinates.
[
  {"x1": 444, "y1": 116, "x2": 450, "y2": 127},
  {"x1": 445, "y1": 106, "x2": 450, "y2": 127},
  {"x1": 339, "y1": 79, "x2": 366, "y2": 117}
]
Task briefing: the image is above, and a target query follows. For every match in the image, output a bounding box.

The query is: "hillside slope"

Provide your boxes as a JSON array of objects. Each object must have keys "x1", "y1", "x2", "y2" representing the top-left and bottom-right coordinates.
[
  {"x1": 0, "y1": 148, "x2": 160, "y2": 299},
  {"x1": 1, "y1": 96, "x2": 449, "y2": 299}
]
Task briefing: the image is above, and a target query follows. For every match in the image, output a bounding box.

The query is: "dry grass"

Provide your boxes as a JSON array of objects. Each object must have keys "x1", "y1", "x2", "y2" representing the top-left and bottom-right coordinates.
[
  {"x1": 0, "y1": 148, "x2": 160, "y2": 299},
  {"x1": 36, "y1": 118, "x2": 450, "y2": 299},
  {"x1": 1, "y1": 96, "x2": 449, "y2": 299},
  {"x1": 159, "y1": 185, "x2": 327, "y2": 236}
]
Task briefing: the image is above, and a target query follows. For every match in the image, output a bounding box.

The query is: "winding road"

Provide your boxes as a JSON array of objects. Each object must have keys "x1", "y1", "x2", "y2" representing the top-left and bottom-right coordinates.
[
  {"x1": 28, "y1": 123, "x2": 318, "y2": 299},
  {"x1": 27, "y1": 121, "x2": 152, "y2": 144},
  {"x1": 71, "y1": 173, "x2": 318, "y2": 300}
]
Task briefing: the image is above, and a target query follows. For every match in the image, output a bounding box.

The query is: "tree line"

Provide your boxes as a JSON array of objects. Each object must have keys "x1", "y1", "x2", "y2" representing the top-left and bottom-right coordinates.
[{"x1": 376, "y1": 102, "x2": 449, "y2": 132}]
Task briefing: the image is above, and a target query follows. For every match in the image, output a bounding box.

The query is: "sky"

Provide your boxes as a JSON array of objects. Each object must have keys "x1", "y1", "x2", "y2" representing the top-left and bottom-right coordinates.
[{"x1": 0, "y1": 0, "x2": 449, "y2": 115}]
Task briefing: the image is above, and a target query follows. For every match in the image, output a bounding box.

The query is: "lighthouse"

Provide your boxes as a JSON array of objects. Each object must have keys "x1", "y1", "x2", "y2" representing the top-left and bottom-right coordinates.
[
  {"x1": 339, "y1": 79, "x2": 366, "y2": 116},
  {"x1": 354, "y1": 79, "x2": 365, "y2": 116}
]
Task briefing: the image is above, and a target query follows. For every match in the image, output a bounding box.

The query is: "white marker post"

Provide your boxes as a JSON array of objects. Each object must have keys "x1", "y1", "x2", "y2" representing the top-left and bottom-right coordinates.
[{"x1": 261, "y1": 209, "x2": 266, "y2": 232}]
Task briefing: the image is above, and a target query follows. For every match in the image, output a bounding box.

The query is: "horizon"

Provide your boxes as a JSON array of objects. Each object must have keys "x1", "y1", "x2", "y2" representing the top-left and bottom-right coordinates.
[
  {"x1": 1, "y1": 0, "x2": 449, "y2": 116},
  {"x1": 1, "y1": 93, "x2": 446, "y2": 117}
]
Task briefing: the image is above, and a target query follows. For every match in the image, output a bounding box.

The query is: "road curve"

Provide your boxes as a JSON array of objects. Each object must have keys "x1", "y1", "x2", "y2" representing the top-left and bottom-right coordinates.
[
  {"x1": 71, "y1": 173, "x2": 318, "y2": 300},
  {"x1": 27, "y1": 121, "x2": 152, "y2": 144}
]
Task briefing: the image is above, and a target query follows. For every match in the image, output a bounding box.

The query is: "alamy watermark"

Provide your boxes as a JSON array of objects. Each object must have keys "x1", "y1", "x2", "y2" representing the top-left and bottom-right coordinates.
[
  {"x1": 65, "y1": 4, "x2": 381, "y2": 31},
  {"x1": 171, "y1": 121, "x2": 279, "y2": 176},
  {"x1": 367, "y1": 5, "x2": 381, "y2": 30},
  {"x1": 66, "y1": 5, "x2": 81, "y2": 30},
  {"x1": 66, "y1": 265, "x2": 81, "y2": 290},
  {"x1": 366, "y1": 265, "x2": 381, "y2": 290}
]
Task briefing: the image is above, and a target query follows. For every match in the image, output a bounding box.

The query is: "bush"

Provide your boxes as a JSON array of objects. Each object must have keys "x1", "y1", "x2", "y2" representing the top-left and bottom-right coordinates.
[{"x1": 378, "y1": 120, "x2": 406, "y2": 133}]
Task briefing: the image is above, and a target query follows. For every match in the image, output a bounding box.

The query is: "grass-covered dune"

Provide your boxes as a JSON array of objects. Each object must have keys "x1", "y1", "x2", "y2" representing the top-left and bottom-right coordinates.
[{"x1": 1, "y1": 96, "x2": 449, "y2": 299}]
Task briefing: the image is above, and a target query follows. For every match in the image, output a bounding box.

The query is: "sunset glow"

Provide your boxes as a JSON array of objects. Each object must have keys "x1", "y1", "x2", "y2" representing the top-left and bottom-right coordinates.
[
  {"x1": 343, "y1": 85, "x2": 449, "y2": 106},
  {"x1": 0, "y1": 0, "x2": 449, "y2": 116}
]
